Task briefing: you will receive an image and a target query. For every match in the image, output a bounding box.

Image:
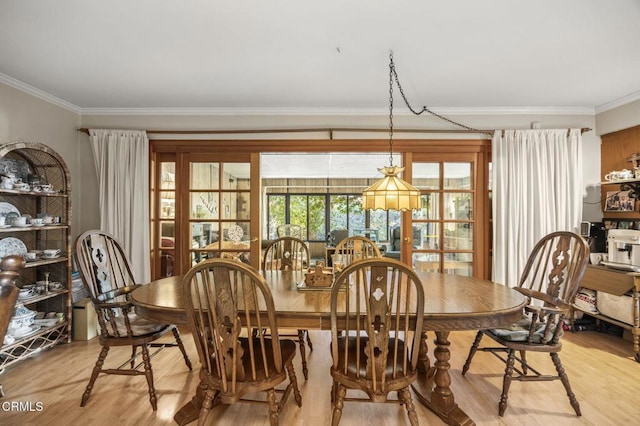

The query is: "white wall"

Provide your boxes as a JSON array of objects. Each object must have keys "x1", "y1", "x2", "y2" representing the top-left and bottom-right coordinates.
[{"x1": 0, "y1": 83, "x2": 100, "y2": 240}]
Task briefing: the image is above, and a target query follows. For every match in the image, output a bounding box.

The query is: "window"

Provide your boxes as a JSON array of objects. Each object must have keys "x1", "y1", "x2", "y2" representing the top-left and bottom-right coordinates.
[{"x1": 266, "y1": 193, "x2": 396, "y2": 242}]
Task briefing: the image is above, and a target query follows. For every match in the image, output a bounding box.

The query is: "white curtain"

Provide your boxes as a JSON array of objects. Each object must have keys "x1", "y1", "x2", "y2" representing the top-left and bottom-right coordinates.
[
  {"x1": 89, "y1": 129, "x2": 150, "y2": 283},
  {"x1": 492, "y1": 129, "x2": 583, "y2": 287}
]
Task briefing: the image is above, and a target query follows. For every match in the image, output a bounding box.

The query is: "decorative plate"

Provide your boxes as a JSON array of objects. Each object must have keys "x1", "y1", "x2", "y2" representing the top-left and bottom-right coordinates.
[
  {"x1": 0, "y1": 237, "x2": 28, "y2": 259},
  {"x1": 227, "y1": 225, "x2": 244, "y2": 242},
  {"x1": 0, "y1": 202, "x2": 20, "y2": 216}
]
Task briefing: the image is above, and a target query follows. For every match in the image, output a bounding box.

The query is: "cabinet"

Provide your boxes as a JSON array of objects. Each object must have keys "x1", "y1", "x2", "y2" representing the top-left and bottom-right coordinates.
[
  {"x1": 571, "y1": 265, "x2": 640, "y2": 362},
  {"x1": 0, "y1": 141, "x2": 72, "y2": 371}
]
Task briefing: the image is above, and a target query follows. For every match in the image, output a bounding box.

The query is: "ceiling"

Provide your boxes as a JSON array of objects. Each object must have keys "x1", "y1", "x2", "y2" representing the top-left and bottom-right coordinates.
[{"x1": 1, "y1": 0, "x2": 639, "y2": 115}]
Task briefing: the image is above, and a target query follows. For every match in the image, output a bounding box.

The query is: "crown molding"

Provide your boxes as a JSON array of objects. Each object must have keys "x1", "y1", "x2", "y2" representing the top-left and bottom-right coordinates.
[
  {"x1": 595, "y1": 90, "x2": 640, "y2": 114},
  {"x1": 0, "y1": 72, "x2": 598, "y2": 117},
  {"x1": 79, "y1": 106, "x2": 596, "y2": 116},
  {"x1": 0, "y1": 72, "x2": 81, "y2": 114}
]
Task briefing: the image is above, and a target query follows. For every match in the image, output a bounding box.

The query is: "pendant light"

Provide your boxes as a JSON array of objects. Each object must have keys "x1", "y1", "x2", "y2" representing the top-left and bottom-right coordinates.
[{"x1": 362, "y1": 52, "x2": 421, "y2": 211}]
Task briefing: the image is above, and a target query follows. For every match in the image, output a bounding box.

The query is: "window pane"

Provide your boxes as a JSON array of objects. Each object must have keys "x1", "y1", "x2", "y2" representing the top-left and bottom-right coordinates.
[
  {"x1": 413, "y1": 163, "x2": 440, "y2": 189},
  {"x1": 160, "y1": 163, "x2": 175, "y2": 190},
  {"x1": 190, "y1": 193, "x2": 219, "y2": 219},
  {"x1": 348, "y1": 195, "x2": 364, "y2": 233},
  {"x1": 308, "y1": 195, "x2": 326, "y2": 241},
  {"x1": 160, "y1": 191, "x2": 175, "y2": 219},
  {"x1": 444, "y1": 193, "x2": 472, "y2": 220},
  {"x1": 413, "y1": 253, "x2": 440, "y2": 273},
  {"x1": 222, "y1": 163, "x2": 250, "y2": 189},
  {"x1": 413, "y1": 222, "x2": 440, "y2": 250},
  {"x1": 369, "y1": 210, "x2": 388, "y2": 241},
  {"x1": 221, "y1": 192, "x2": 250, "y2": 220},
  {"x1": 268, "y1": 195, "x2": 285, "y2": 240},
  {"x1": 290, "y1": 195, "x2": 308, "y2": 237},
  {"x1": 444, "y1": 223, "x2": 473, "y2": 250},
  {"x1": 413, "y1": 193, "x2": 439, "y2": 220},
  {"x1": 330, "y1": 195, "x2": 348, "y2": 231},
  {"x1": 190, "y1": 163, "x2": 220, "y2": 189},
  {"x1": 444, "y1": 163, "x2": 471, "y2": 190}
]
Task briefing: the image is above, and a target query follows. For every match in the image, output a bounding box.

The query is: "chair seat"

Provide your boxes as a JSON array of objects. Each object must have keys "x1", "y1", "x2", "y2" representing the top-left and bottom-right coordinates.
[
  {"x1": 207, "y1": 337, "x2": 297, "y2": 384},
  {"x1": 488, "y1": 315, "x2": 563, "y2": 344},
  {"x1": 332, "y1": 336, "x2": 416, "y2": 383},
  {"x1": 109, "y1": 311, "x2": 170, "y2": 337}
]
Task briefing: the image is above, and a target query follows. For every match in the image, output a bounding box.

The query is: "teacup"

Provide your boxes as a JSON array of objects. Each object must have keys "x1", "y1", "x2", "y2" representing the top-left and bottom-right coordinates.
[
  {"x1": 13, "y1": 182, "x2": 30, "y2": 191},
  {"x1": 0, "y1": 216, "x2": 5, "y2": 226},
  {"x1": 42, "y1": 215, "x2": 55, "y2": 224},
  {"x1": 24, "y1": 251, "x2": 38, "y2": 261},
  {"x1": 590, "y1": 253, "x2": 603, "y2": 265},
  {"x1": 41, "y1": 184, "x2": 54, "y2": 192},
  {"x1": 18, "y1": 288, "x2": 34, "y2": 298},
  {"x1": 13, "y1": 216, "x2": 27, "y2": 226},
  {"x1": 43, "y1": 249, "x2": 61, "y2": 258},
  {"x1": 31, "y1": 218, "x2": 44, "y2": 226}
]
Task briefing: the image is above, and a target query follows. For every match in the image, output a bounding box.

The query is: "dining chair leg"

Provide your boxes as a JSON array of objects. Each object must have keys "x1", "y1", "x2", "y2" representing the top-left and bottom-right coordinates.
[
  {"x1": 172, "y1": 327, "x2": 193, "y2": 370},
  {"x1": 267, "y1": 388, "x2": 279, "y2": 426},
  {"x1": 398, "y1": 387, "x2": 419, "y2": 426},
  {"x1": 462, "y1": 330, "x2": 483, "y2": 375},
  {"x1": 285, "y1": 361, "x2": 302, "y2": 407},
  {"x1": 198, "y1": 387, "x2": 216, "y2": 426},
  {"x1": 305, "y1": 330, "x2": 313, "y2": 351},
  {"x1": 519, "y1": 350, "x2": 528, "y2": 374},
  {"x1": 81, "y1": 345, "x2": 109, "y2": 407},
  {"x1": 331, "y1": 383, "x2": 346, "y2": 426},
  {"x1": 141, "y1": 344, "x2": 158, "y2": 410},
  {"x1": 131, "y1": 345, "x2": 137, "y2": 369},
  {"x1": 297, "y1": 330, "x2": 309, "y2": 380},
  {"x1": 551, "y1": 352, "x2": 582, "y2": 416},
  {"x1": 499, "y1": 349, "x2": 517, "y2": 416}
]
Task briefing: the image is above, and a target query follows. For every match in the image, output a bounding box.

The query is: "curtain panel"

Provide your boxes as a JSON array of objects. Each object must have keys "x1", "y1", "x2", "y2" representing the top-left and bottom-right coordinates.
[
  {"x1": 492, "y1": 129, "x2": 583, "y2": 287},
  {"x1": 89, "y1": 129, "x2": 150, "y2": 283}
]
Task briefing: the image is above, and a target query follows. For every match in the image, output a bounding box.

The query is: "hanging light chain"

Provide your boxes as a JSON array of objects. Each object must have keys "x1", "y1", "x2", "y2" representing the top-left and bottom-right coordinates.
[
  {"x1": 388, "y1": 52, "x2": 395, "y2": 167},
  {"x1": 389, "y1": 53, "x2": 482, "y2": 133}
]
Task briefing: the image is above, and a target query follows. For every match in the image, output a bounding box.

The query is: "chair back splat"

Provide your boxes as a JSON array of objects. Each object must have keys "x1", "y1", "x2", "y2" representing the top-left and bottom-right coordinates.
[
  {"x1": 183, "y1": 259, "x2": 302, "y2": 424},
  {"x1": 329, "y1": 257, "x2": 424, "y2": 425},
  {"x1": 462, "y1": 231, "x2": 589, "y2": 417}
]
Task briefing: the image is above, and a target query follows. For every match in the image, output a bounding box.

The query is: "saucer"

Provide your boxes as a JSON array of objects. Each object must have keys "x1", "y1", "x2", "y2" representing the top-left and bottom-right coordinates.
[
  {"x1": 41, "y1": 255, "x2": 60, "y2": 259},
  {"x1": 0, "y1": 224, "x2": 11, "y2": 228},
  {"x1": 14, "y1": 223, "x2": 31, "y2": 228},
  {"x1": 12, "y1": 324, "x2": 40, "y2": 338},
  {"x1": 31, "y1": 223, "x2": 45, "y2": 227}
]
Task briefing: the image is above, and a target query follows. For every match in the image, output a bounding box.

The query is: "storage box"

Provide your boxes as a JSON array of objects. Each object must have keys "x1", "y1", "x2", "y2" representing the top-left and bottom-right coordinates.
[
  {"x1": 73, "y1": 298, "x2": 98, "y2": 341},
  {"x1": 596, "y1": 292, "x2": 635, "y2": 326}
]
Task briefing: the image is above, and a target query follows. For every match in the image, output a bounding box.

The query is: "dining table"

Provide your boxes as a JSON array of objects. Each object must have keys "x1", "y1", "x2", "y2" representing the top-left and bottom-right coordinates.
[{"x1": 131, "y1": 269, "x2": 527, "y2": 426}]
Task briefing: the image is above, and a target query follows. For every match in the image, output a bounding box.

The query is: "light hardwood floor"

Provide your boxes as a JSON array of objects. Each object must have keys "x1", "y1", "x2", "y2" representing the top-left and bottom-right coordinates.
[{"x1": 1, "y1": 327, "x2": 639, "y2": 425}]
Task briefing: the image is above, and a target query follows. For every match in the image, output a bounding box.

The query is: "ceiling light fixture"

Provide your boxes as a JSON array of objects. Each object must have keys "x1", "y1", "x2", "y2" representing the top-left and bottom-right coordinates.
[{"x1": 362, "y1": 51, "x2": 420, "y2": 211}]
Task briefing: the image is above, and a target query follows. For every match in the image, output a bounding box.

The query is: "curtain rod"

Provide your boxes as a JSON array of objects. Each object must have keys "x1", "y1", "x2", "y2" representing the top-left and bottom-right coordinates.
[{"x1": 77, "y1": 127, "x2": 592, "y2": 138}]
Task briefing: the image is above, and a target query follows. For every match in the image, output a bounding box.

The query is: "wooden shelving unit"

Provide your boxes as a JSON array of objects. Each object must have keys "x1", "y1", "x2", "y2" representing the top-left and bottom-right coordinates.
[{"x1": 0, "y1": 141, "x2": 72, "y2": 371}]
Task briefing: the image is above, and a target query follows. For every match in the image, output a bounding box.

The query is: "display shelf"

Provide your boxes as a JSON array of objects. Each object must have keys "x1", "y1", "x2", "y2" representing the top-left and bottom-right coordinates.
[{"x1": 0, "y1": 141, "x2": 72, "y2": 373}]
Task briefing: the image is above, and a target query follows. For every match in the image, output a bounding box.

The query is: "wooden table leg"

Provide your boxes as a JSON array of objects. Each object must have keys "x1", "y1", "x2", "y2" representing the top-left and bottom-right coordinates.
[{"x1": 411, "y1": 331, "x2": 476, "y2": 426}]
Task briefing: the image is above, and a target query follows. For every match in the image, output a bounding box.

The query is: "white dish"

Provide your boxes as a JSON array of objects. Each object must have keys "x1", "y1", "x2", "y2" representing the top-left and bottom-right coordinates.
[
  {"x1": 14, "y1": 223, "x2": 32, "y2": 228},
  {"x1": 31, "y1": 223, "x2": 45, "y2": 227},
  {"x1": 18, "y1": 292, "x2": 37, "y2": 300},
  {"x1": 0, "y1": 237, "x2": 28, "y2": 259},
  {"x1": 34, "y1": 318, "x2": 59, "y2": 327},
  {"x1": 12, "y1": 324, "x2": 40, "y2": 338},
  {"x1": 0, "y1": 201, "x2": 20, "y2": 216},
  {"x1": 41, "y1": 255, "x2": 61, "y2": 259},
  {"x1": 0, "y1": 224, "x2": 12, "y2": 229}
]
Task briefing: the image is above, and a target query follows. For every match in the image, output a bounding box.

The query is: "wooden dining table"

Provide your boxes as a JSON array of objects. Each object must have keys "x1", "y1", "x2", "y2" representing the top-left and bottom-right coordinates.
[{"x1": 131, "y1": 270, "x2": 527, "y2": 426}]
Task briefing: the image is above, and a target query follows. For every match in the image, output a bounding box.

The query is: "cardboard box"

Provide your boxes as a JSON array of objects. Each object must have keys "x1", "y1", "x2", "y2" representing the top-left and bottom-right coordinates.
[{"x1": 73, "y1": 298, "x2": 98, "y2": 341}]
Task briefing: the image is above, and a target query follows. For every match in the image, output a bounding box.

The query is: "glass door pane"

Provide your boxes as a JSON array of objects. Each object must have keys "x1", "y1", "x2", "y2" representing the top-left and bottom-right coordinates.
[
  {"x1": 412, "y1": 161, "x2": 475, "y2": 276},
  {"x1": 188, "y1": 161, "x2": 252, "y2": 266}
]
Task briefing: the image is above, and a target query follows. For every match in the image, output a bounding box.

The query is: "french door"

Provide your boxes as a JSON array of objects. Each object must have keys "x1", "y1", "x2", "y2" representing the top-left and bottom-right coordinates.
[
  {"x1": 407, "y1": 151, "x2": 489, "y2": 278},
  {"x1": 151, "y1": 151, "x2": 260, "y2": 278}
]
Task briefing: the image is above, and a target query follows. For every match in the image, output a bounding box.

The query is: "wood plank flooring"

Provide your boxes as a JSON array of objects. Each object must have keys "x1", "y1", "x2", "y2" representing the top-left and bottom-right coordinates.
[{"x1": 1, "y1": 327, "x2": 639, "y2": 425}]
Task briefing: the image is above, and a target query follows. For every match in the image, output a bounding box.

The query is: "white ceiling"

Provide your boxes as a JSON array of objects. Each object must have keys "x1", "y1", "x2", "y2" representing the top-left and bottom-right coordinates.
[{"x1": 1, "y1": 0, "x2": 639, "y2": 114}]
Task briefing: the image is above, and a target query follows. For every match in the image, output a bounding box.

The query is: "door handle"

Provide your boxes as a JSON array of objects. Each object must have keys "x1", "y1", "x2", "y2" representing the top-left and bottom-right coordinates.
[{"x1": 403, "y1": 237, "x2": 412, "y2": 243}]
